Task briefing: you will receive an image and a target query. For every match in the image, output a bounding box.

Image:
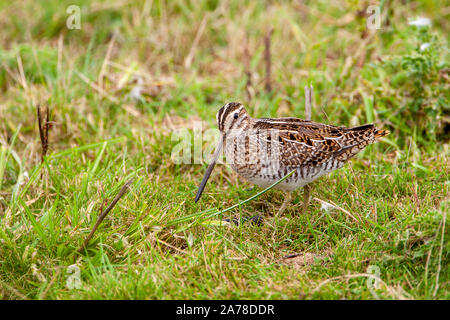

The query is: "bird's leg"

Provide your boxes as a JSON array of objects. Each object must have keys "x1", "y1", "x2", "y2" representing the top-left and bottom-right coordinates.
[
  {"x1": 302, "y1": 184, "x2": 311, "y2": 213},
  {"x1": 276, "y1": 192, "x2": 292, "y2": 216}
]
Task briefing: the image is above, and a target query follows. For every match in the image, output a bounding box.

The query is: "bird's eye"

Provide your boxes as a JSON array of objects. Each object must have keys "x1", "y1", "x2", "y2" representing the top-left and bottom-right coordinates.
[{"x1": 233, "y1": 112, "x2": 239, "y2": 119}]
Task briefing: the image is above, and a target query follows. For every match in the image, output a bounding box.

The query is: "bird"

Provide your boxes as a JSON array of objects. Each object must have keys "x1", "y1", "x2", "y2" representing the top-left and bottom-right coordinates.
[{"x1": 195, "y1": 102, "x2": 389, "y2": 214}]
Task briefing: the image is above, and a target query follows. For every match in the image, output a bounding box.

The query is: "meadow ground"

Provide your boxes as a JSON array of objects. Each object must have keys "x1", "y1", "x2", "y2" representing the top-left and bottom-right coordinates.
[{"x1": 0, "y1": 0, "x2": 448, "y2": 299}]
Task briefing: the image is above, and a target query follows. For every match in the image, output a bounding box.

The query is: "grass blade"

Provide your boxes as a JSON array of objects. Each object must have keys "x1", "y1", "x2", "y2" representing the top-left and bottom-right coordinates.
[
  {"x1": 50, "y1": 137, "x2": 125, "y2": 159},
  {"x1": 167, "y1": 169, "x2": 296, "y2": 226},
  {"x1": 18, "y1": 197, "x2": 49, "y2": 249}
]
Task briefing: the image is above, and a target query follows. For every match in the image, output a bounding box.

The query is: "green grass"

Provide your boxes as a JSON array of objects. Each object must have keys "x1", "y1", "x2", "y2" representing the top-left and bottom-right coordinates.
[{"x1": 0, "y1": 0, "x2": 449, "y2": 300}]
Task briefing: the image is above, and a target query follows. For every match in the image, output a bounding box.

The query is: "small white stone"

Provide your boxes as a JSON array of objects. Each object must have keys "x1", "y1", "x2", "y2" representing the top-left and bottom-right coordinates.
[
  {"x1": 129, "y1": 86, "x2": 143, "y2": 101},
  {"x1": 19, "y1": 171, "x2": 29, "y2": 185},
  {"x1": 408, "y1": 17, "x2": 431, "y2": 27},
  {"x1": 420, "y1": 43, "x2": 430, "y2": 51},
  {"x1": 129, "y1": 77, "x2": 144, "y2": 101},
  {"x1": 320, "y1": 202, "x2": 333, "y2": 212}
]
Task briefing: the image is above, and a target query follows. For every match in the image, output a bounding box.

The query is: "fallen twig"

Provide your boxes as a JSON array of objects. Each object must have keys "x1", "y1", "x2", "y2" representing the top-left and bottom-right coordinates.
[
  {"x1": 184, "y1": 15, "x2": 208, "y2": 69},
  {"x1": 313, "y1": 197, "x2": 360, "y2": 223},
  {"x1": 98, "y1": 31, "x2": 117, "y2": 89},
  {"x1": 311, "y1": 273, "x2": 410, "y2": 299},
  {"x1": 78, "y1": 178, "x2": 134, "y2": 253},
  {"x1": 303, "y1": 84, "x2": 314, "y2": 212},
  {"x1": 243, "y1": 34, "x2": 252, "y2": 101},
  {"x1": 433, "y1": 207, "x2": 446, "y2": 297},
  {"x1": 0, "y1": 279, "x2": 28, "y2": 300},
  {"x1": 37, "y1": 104, "x2": 50, "y2": 164},
  {"x1": 264, "y1": 28, "x2": 273, "y2": 93},
  {"x1": 76, "y1": 71, "x2": 119, "y2": 103},
  {"x1": 304, "y1": 84, "x2": 314, "y2": 121}
]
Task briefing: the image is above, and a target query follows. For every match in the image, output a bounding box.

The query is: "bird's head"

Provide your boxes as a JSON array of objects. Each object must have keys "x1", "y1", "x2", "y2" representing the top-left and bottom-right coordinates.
[
  {"x1": 216, "y1": 102, "x2": 250, "y2": 134},
  {"x1": 195, "y1": 102, "x2": 249, "y2": 203}
]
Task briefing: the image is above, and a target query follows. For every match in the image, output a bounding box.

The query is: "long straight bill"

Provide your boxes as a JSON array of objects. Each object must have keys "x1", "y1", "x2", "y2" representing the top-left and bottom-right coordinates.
[{"x1": 194, "y1": 136, "x2": 224, "y2": 203}]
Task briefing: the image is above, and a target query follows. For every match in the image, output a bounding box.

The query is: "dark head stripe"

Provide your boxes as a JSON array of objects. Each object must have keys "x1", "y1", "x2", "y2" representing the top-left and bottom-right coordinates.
[
  {"x1": 221, "y1": 102, "x2": 241, "y2": 121},
  {"x1": 217, "y1": 103, "x2": 230, "y2": 131},
  {"x1": 217, "y1": 102, "x2": 245, "y2": 131}
]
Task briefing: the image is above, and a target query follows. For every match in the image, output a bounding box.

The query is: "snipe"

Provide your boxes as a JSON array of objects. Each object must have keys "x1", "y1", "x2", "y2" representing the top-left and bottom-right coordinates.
[{"x1": 195, "y1": 102, "x2": 389, "y2": 212}]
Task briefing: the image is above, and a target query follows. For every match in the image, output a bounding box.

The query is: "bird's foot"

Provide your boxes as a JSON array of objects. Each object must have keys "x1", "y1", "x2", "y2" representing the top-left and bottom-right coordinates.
[
  {"x1": 276, "y1": 192, "x2": 293, "y2": 217},
  {"x1": 302, "y1": 185, "x2": 311, "y2": 213}
]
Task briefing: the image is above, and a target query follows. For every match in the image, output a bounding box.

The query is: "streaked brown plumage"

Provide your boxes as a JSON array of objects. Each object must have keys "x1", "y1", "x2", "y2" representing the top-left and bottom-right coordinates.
[{"x1": 195, "y1": 102, "x2": 389, "y2": 203}]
